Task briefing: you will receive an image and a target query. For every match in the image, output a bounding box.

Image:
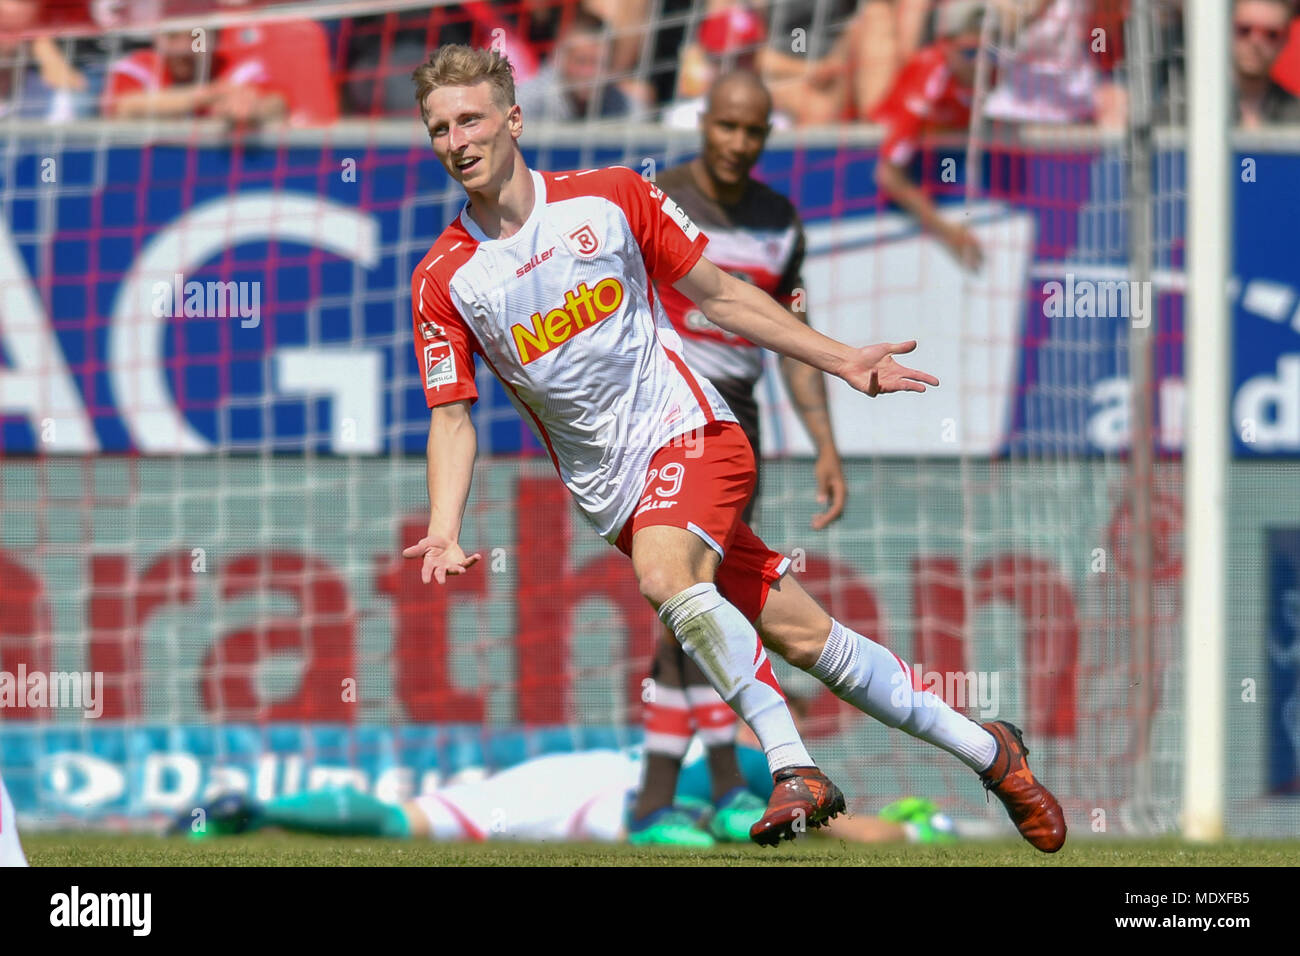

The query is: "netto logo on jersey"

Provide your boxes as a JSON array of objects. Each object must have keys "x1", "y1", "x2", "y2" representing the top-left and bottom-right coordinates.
[{"x1": 512, "y1": 277, "x2": 624, "y2": 364}]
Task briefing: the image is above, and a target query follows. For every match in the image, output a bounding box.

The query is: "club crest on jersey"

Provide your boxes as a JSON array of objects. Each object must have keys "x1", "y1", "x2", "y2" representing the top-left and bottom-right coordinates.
[
  {"x1": 512, "y1": 277, "x2": 625, "y2": 364},
  {"x1": 424, "y1": 340, "x2": 456, "y2": 389},
  {"x1": 564, "y1": 221, "x2": 601, "y2": 259}
]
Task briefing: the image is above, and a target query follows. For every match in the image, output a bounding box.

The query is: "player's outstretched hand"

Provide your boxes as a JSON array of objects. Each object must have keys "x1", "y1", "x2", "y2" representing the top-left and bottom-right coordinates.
[
  {"x1": 838, "y1": 341, "x2": 939, "y2": 397},
  {"x1": 402, "y1": 530, "x2": 482, "y2": 585}
]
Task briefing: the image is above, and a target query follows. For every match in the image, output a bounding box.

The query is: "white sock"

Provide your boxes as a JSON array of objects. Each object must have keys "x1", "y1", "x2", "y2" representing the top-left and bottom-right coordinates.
[
  {"x1": 809, "y1": 619, "x2": 997, "y2": 772},
  {"x1": 659, "y1": 583, "x2": 812, "y2": 774}
]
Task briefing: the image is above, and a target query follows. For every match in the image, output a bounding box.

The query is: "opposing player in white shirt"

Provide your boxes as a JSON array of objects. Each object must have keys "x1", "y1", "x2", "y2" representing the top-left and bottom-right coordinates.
[
  {"x1": 401, "y1": 45, "x2": 1066, "y2": 851},
  {"x1": 1, "y1": 772, "x2": 30, "y2": 866}
]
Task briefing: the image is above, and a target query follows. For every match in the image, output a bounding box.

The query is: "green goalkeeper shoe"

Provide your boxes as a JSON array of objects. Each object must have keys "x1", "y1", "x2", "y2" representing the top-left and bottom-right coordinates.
[
  {"x1": 709, "y1": 788, "x2": 767, "y2": 842},
  {"x1": 879, "y1": 796, "x2": 956, "y2": 844},
  {"x1": 879, "y1": 796, "x2": 939, "y2": 824},
  {"x1": 172, "y1": 793, "x2": 261, "y2": 841},
  {"x1": 627, "y1": 808, "x2": 716, "y2": 847}
]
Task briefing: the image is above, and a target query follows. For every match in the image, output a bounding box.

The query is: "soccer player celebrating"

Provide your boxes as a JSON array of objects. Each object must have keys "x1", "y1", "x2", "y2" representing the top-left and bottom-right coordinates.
[
  {"x1": 402, "y1": 45, "x2": 1066, "y2": 850},
  {"x1": 629, "y1": 69, "x2": 847, "y2": 847}
]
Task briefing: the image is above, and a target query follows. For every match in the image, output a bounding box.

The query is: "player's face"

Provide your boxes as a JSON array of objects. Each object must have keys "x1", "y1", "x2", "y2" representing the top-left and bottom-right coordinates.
[
  {"x1": 700, "y1": 86, "x2": 771, "y2": 186},
  {"x1": 424, "y1": 81, "x2": 521, "y2": 193}
]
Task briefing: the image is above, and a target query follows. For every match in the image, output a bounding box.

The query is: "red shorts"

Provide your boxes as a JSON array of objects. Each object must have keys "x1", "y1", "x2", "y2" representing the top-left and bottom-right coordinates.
[{"x1": 614, "y1": 421, "x2": 791, "y2": 622}]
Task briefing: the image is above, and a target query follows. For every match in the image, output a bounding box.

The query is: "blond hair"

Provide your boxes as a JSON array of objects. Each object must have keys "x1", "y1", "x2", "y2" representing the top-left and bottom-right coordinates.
[{"x1": 412, "y1": 45, "x2": 517, "y2": 123}]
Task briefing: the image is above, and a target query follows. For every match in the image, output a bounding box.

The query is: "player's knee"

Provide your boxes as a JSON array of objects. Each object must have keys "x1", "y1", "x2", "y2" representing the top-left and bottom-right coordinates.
[
  {"x1": 761, "y1": 619, "x2": 830, "y2": 671},
  {"x1": 637, "y1": 565, "x2": 703, "y2": 610},
  {"x1": 781, "y1": 636, "x2": 824, "y2": 671}
]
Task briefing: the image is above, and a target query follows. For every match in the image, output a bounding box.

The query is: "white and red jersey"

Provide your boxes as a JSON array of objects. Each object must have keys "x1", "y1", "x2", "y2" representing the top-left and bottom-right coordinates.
[{"x1": 411, "y1": 165, "x2": 737, "y2": 541}]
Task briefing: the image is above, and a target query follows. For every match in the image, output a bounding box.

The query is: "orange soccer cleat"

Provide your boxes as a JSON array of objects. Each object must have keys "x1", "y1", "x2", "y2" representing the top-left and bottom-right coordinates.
[
  {"x1": 979, "y1": 721, "x2": 1067, "y2": 853},
  {"x1": 749, "y1": 766, "x2": 846, "y2": 846}
]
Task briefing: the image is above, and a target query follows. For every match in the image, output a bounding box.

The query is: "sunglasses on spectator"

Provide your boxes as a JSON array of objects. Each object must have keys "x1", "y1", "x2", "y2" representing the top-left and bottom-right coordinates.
[{"x1": 1234, "y1": 22, "x2": 1286, "y2": 43}]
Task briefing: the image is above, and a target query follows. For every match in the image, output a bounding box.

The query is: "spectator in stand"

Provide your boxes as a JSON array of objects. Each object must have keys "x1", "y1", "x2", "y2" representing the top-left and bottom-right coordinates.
[
  {"x1": 1233, "y1": 0, "x2": 1300, "y2": 126},
  {"x1": 102, "y1": 1, "x2": 338, "y2": 126},
  {"x1": 478, "y1": 0, "x2": 654, "y2": 112},
  {"x1": 342, "y1": 1, "x2": 653, "y2": 120},
  {"x1": 101, "y1": 27, "x2": 219, "y2": 119},
  {"x1": 758, "y1": 0, "x2": 934, "y2": 125},
  {"x1": 344, "y1": 2, "x2": 582, "y2": 118},
  {"x1": 583, "y1": 0, "x2": 652, "y2": 97},
  {"x1": 0, "y1": 0, "x2": 99, "y2": 121},
  {"x1": 210, "y1": 0, "x2": 338, "y2": 127},
  {"x1": 515, "y1": 6, "x2": 647, "y2": 121},
  {"x1": 872, "y1": 1, "x2": 984, "y2": 269},
  {"x1": 980, "y1": 0, "x2": 1098, "y2": 124},
  {"x1": 663, "y1": 4, "x2": 793, "y2": 129}
]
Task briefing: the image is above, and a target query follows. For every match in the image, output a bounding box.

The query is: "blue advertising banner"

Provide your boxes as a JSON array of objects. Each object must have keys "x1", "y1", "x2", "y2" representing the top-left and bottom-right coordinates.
[
  {"x1": 1233, "y1": 152, "x2": 1300, "y2": 457},
  {"x1": 0, "y1": 721, "x2": 639, "y2": 822},
  {"x1": 0, "y1": 134, "x2": 1294, "y2": 458},
  {"x1": 1267, "y1": 527, "x2": 1300, "y2": 794}
]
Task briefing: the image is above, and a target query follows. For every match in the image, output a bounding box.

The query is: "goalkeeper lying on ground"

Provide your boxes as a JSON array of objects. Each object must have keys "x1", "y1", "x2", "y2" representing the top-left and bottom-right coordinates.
[{"x1": 174, "y1": 740, "x2": 955, "y2": 847}]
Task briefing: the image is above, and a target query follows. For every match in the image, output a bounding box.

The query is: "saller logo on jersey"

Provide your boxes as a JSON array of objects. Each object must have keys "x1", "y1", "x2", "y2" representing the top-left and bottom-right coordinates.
[{"x1": 512, "y1": 277, "x2": 624, "y2": 364}]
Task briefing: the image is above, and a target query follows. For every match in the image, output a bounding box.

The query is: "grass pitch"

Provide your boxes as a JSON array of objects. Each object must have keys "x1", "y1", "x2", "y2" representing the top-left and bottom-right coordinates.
[{"x1": 22, "y1": 832, "x2": 1300, "y2": 866}]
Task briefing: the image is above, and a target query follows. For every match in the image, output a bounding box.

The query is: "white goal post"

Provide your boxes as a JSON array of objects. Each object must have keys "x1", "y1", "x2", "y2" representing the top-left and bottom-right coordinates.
[{"x1": 1182, "y1": 0, "x2": 1231, "y2": 842}]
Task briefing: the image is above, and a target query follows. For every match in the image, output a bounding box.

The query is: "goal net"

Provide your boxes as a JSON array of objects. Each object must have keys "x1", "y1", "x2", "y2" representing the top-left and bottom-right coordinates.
[{"x1": 0, "y1": 0, "x2": 1284, "y2": 839}]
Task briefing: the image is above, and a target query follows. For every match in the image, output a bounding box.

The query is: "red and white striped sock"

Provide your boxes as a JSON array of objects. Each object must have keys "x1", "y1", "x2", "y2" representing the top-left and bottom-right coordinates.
[
  {"x1": 685, "y1": 683, "x2": 738, "y2": 747},
  {"x1": 642, "y1": 685, "x2": 693, "y2": 758}
]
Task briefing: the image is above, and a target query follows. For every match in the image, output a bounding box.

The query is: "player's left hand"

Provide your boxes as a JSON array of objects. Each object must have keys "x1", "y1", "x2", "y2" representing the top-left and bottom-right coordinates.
[
  {"x1": 838, "y1": 341, "x2": 940, "y2": 397},
  {"x1": 810, "y1": 448, "x2": 846, "y2": 530}
]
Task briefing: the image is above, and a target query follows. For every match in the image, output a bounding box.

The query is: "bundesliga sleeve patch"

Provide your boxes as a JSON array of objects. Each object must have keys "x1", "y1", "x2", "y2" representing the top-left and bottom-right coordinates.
[
  {"x1": 424, "y1": 340, "x2": 457, "y2": 389},
  {"x1": 661, "y1": 195, "x2": 700, "y2": 241}
]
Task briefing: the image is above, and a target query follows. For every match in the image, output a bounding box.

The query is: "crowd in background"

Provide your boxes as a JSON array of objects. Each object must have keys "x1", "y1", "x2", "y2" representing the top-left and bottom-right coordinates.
[{"x1": 1, "y1": 0, "x2": 1299, "y2": 130}]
